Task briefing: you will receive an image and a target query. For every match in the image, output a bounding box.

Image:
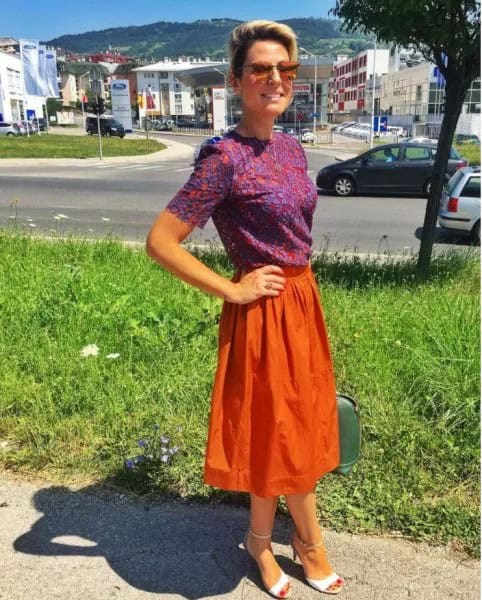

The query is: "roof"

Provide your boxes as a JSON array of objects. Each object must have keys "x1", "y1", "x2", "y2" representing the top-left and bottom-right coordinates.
[{"x1": 133, "y1": 60, "x2": 224, "y2": 73}]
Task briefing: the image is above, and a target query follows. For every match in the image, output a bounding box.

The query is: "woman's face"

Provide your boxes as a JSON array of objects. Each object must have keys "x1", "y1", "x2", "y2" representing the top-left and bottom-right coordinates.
[{"x1": 232, "y1": 40, "x2": 294, "y2": 119}]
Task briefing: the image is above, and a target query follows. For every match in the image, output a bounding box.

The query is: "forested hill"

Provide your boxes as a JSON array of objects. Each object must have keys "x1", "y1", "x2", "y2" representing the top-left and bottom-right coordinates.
[{"x1": 46, "y1": 17, "x2": 371, "y2": 60}]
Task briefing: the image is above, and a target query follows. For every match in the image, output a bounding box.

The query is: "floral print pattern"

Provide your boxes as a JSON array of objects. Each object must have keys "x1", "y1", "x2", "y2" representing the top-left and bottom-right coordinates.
[{"x1": 166, "y1": 131, "x2": 318, "y2": 270}]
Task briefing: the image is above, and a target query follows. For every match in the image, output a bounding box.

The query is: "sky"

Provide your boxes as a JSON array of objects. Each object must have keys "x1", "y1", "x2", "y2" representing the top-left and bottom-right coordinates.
[{"x1": 5, "y1": 0, "x2": 336, "y2": 41}]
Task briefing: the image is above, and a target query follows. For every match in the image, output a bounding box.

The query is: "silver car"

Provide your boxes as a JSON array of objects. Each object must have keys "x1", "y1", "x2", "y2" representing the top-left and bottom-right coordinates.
[
  {"x1": 438, "y1": 167, "x2": 480, "y2": 243},
  {"x1": 0, "y1": 122, "x2": 21, "y2": 136}
]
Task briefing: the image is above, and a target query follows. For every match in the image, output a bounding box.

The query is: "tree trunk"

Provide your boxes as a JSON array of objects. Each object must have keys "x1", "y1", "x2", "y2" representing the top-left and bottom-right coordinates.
[{"x1": 416, "y1": 74, "x2": 469, "y2": 280}]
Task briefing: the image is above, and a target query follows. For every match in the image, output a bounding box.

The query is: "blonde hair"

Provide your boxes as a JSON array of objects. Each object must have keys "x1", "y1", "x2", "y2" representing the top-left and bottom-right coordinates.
[{"x1": 229, "y1": 20, "x2": 298, "y2": 78}]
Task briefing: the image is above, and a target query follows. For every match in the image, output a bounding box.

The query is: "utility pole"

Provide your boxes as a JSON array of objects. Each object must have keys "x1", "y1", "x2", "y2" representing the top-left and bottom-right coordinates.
[
  {"x1": 213, "y1": 67, "x2": 228, "y2": 131},
  {"x1": 369, "y1": 39, "x2": 377, "y2": 148},
  {"x1": 299, "y1": 47, "x2": 317, "y2": 143}
]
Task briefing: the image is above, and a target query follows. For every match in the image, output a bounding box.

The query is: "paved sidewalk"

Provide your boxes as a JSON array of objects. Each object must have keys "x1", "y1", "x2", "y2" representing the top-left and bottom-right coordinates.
[{"x1": 0, "y1": 476, "x2": 478, "y2": 600}]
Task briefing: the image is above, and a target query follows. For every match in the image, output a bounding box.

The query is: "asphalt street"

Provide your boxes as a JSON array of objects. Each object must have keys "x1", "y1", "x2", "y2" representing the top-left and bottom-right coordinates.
[{"x1": 0, "y1": 133, "x2": 475, "y2": 253}]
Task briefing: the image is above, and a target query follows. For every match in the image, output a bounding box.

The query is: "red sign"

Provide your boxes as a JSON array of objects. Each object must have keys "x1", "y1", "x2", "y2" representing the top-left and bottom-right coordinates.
[{"x1": 82, "y1": 95, "x2": 88, "y2": 103}]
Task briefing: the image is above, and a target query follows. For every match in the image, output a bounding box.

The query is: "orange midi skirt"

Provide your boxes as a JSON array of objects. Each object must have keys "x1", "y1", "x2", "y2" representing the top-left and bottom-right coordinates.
[{"x1": 203, "y1": 265, "x2": 339, "y2": 498}]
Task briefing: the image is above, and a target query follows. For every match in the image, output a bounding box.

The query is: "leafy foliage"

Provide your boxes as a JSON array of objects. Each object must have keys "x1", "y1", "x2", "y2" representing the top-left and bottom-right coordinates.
[
  {"x1": 332, "y1": 0, "x2": 481, "y2": 279},
  {"x1": 46, "y1": 17, "x2": 371, "y2": 60}
]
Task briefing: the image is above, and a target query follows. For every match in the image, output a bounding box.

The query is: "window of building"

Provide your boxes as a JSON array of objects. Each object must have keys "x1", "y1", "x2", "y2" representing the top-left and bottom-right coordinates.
[
  {"x1": 415, "y1": 85, "x2": 422, "y2": 102},
  {"x1": 159, "y1": 72, "x2": 168, "y2": 79}
]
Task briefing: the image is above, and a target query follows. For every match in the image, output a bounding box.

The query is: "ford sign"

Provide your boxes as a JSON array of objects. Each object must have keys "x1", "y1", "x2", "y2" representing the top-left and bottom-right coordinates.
[
  {"x1": 46, "y1": 54, "x2": 54, "y2": 59},
  {"x1": 23, "y1": 44, "x2": 36, "y2": 51},
  {"x1": 112, "y1": 83, "x2": 127, "y2": 90}
]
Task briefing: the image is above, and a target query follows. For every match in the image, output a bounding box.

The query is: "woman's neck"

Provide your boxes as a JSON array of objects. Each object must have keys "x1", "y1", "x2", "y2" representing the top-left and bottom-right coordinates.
[{"x1": 235, "y1": 115, "x2": 276, "y2": 141}]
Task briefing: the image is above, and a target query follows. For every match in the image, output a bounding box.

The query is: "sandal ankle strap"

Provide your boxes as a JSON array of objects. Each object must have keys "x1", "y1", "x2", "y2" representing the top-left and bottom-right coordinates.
[{"x1": 293, "y1": 531, "x2": 324, "y2": 549}]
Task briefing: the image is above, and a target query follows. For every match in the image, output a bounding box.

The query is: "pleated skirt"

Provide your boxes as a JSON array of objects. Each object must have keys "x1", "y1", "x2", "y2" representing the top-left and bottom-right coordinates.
[{"x1": 203, "y1": 264, "x2": 339, "y2": 498}]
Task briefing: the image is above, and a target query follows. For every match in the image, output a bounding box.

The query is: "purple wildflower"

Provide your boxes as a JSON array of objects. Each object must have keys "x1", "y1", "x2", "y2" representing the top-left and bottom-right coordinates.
[
  {"x1": 137, "y1": 439, "x2": 147, "y2": 448},
  {"x1": 125, "y1": 459, "x2": 135, "y2": 470}
]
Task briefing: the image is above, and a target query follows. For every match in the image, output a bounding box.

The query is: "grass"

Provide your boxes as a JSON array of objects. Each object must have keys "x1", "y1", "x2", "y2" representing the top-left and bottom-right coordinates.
[
  {"x1": 455, "y1": 143, "x2": 480, "y2": 167},
  {"x1": 0, "y1": 231, "x2": 479, "y2": 555},
  {"x1": 0, "y1": 134, "x2": 165, "y2": 159}
]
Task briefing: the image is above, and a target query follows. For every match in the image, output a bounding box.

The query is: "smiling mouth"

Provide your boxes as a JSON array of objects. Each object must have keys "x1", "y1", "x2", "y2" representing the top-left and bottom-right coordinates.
[{"x1": 262, "y1": 94, "x2": 284, "y2": 100}]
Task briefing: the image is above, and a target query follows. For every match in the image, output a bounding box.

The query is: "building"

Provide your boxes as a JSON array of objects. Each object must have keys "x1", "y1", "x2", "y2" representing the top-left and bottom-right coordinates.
[
  {"x1": 58, "y1": 62, "x2": 108, "y2": 107},
  {"x1": 328, "y1": 49, "x2": 390, "y2": 120},
  {"x1": 0, "y1": 39, "x2": 46, "y2": 122},
  {"x1": 133, "y1": 58, "x2": 225, "y2": 123}
]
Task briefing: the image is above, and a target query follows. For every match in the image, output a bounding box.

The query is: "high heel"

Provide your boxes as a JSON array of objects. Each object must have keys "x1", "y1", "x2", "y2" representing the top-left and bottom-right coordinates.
[
  {"x1": 290, "y1": 531, "x2": 343, "y2": 595},
  {"x1": 244, "y1": 529, "x2": 292, "y2": 599}
]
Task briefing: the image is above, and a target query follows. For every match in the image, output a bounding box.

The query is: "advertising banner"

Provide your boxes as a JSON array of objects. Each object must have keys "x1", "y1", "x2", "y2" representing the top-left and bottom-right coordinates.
[
  {"x1": 20, "y1": 40, "x2": 42, "y2": 96},
  {"x1": 212, "y1": 87, "x2": 226, "y2": 132},
  {"x1": 111, "y1": 80, "x2": 133, "y2": 132},
  {"x1": 37, "y1": 46, "x2": 49, "y2": 96},
  {"x1": 45, "y1": 48, "x2": 60, "y2": 97},
  {"x1": 294, "y1": 83, "x2": 311, "y2": 94}
]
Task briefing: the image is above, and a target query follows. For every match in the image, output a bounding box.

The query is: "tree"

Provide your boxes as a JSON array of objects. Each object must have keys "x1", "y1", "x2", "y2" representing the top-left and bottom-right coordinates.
[{"x1": 332, "y1": 0, "x2": 481, "y2": 278}]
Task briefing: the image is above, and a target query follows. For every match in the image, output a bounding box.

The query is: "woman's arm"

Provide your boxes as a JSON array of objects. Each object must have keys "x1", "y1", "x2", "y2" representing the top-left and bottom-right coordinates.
[{"x1": 146, "y1": 210, "x2": 285, "y2": 304}]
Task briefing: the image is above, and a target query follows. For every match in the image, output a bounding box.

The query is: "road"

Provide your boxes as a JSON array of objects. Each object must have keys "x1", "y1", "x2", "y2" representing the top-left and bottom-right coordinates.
[{"x1": 0, "y1": 134, "x2": 474, "y2": 253}]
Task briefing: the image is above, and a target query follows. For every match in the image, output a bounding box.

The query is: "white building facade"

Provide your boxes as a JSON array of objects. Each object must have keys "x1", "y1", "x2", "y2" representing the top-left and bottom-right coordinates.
[
  {"x1": 134, "y1": 58, "x2": 224, "y2": 122},
  {"x1": 0, "y1": 49, "x2": 45, "y2": 122}
]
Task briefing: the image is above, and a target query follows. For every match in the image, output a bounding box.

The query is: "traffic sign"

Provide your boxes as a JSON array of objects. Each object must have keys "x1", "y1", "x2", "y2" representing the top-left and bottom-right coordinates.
[{"x1": 312, "y1": 112, "x2": 321, "y2": 118}]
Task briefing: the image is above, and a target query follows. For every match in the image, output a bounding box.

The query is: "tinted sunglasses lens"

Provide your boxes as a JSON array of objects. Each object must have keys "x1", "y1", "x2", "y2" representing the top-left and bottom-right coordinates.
[
  {"x1": 278, "y1": 64, "x2": 298, "y2": 80},
  {"x1": 250, "y1": 63, "x2": 298, "y2": 81}
]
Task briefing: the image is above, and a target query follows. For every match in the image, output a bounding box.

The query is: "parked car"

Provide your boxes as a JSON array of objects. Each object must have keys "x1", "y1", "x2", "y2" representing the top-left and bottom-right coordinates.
[
  {"x1": 0, "y1": 122, "x2": 21, "y2": 137},
  {"x1": 13, "y1": 122, "x2": 27, "y2": 135},
  {"x1": 454, "y1": 133, "x2": 480, "y2": 145},
  {"x1": 272, "y1": 125, "x2": 284, "y2": 133},
  {"x1": 438, "y1": 166, "x2": 480, "y2": 243},
  {"x1": 36, "y1": 117, "x2": 47, "y2": 132},
  {"x1": 18, "y1": 120, "x2": 38, "y2": 134},
  {"x1": 316, "y1": 141, "x2": 468, "y2": 197},
  {"x1": 405, "y1": 137, "x2": 439, "y2": 144},
  {"x1": 332, "y1": 121, "x2": 356, "y2": 133},
  {"x1": 300, "y1": 128, "x2": 315, "y2": 143},
  {"x1": 193, "y1": 135, "x2": 222, "y2": 162},
  {"x1": 283, "y1": 127, "x2": 299, "y2": 139},
  {"x1": 86, "y1": 115, "x2": 125, "y2": 138}
]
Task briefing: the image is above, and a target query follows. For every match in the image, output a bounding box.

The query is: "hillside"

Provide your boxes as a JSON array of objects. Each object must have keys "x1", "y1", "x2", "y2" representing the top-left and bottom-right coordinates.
[{"x1": 46, "y1": 17, "x2": 372, "y2": 60}]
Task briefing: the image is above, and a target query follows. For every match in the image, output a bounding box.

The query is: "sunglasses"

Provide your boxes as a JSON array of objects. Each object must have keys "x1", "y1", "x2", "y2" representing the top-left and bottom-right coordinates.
[{"x1": 243, "y1": 61, "x2": 300, "y2": 82}]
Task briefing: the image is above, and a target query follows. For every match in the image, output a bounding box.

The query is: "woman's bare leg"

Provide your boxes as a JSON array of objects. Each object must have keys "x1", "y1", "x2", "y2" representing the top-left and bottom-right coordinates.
[
  {"x1": 285, "y1": 490, "x2": 342, "y2": 592},
  {"x1": 247, "y1": 493, "x2": 290, "y2": 594}
]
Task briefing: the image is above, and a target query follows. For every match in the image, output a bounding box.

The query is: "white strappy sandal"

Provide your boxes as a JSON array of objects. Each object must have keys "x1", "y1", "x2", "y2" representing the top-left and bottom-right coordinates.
[
  {"x1": 244, "y1": 529, "x2": 292, "y2": 599},
  {"x1": 291, "y1": 531, "x2": 344, "y2": 595}
]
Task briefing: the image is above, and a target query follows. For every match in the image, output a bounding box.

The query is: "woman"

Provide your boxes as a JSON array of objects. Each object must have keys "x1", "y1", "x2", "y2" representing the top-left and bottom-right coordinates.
[{"x1": 146, "y1": 20, "x2": 343, "y2": 598}]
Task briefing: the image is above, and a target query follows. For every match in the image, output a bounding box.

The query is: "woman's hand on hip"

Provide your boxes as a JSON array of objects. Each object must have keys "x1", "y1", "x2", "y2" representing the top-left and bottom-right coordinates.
[{"x1": 227, "y1": 265, "x2": 286, "y2": 304}]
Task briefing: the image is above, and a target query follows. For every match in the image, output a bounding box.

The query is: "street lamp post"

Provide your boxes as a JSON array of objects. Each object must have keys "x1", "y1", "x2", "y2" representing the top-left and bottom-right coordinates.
[
  {"x1": 369, "y1": 39, "x2": 377, "y2": 149},
  {"x1": 299, "y1": 46, "x2": 317, "y2": 143},
  {"x1": 213, "y1": 67, "x2": 228, "y2": 131}
]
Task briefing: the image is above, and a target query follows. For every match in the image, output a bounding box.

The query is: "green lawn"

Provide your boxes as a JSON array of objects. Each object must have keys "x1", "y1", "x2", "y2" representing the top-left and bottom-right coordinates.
[
  {"x1": 0, "y1": 134, "x2": 165, "y2": 158},
  {"x1": 0, "y1": 233, "x2": 479, "y2": 555}
]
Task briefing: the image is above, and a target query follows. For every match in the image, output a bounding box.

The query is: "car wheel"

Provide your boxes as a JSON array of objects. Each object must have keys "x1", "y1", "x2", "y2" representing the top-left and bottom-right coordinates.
[
  {"x1": 7, "y1": 132, "x2": 15, "y2": 137},
  {"x1": 472, "y1": 220, "x2": 480, "y2": 245},
  {"x1": 333, "y1": 175, "x2": 355, "y2": 196}
]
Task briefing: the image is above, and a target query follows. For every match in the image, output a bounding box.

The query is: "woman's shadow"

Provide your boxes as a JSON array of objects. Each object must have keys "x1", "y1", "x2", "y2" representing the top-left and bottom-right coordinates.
[{"x1": 13, "y1": 483, "x2": 294, "y2": 598}]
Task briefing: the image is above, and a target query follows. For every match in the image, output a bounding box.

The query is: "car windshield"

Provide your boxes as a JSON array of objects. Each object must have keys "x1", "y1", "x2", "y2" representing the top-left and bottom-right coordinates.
[{"x1": 111, "y1": 120, "x2": 123, "y2": 127}]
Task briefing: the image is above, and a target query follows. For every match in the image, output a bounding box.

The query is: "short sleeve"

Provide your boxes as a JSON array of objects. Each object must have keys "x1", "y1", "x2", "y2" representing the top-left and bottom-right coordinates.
[{"x1": 166, "y1": 144, "x2": 233, "y2": 229}]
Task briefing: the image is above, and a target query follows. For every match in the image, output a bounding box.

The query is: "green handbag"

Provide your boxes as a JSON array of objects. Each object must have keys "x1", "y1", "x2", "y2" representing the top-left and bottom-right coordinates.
[{"x1": 333, "y1": 393, "x2": 361, "y2": 475}]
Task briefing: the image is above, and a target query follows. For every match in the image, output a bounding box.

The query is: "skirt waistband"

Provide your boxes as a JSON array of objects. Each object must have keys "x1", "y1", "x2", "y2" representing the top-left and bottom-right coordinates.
[{"x1": 238, "y1": 264, "x2": 312, "y2": 280}]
